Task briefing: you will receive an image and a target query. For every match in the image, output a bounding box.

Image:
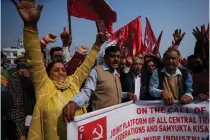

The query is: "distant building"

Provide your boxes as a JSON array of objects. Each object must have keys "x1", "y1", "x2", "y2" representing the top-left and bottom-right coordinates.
[{"x1": 2, "y1": 46, "x2": 25, "y2": 64}]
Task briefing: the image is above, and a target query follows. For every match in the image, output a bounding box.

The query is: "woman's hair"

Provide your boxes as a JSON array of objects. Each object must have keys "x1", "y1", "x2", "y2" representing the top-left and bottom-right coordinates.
[{"x1": 46, "y1": 61, "x2": 64, "y2": 76}]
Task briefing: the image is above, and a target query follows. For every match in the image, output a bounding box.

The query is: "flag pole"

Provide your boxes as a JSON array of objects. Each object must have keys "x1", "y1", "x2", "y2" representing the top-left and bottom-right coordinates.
[
  {"x1": 158, "y1": 51, "x2": 161, "y2": 58},
  {"x1": 67, "y1": 0, "x2": 72, "y2": 38}
]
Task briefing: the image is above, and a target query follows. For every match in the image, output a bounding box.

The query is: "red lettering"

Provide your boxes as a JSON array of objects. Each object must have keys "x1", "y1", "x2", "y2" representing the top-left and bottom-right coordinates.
[
  {"x1": 144, "y1": 136, "x2": 161, "y2": 140},
  {"x1": 201, "y1": 107, "x2": 206, "y2": 113},
  {"x1": 146, "y1": 126, "x2": 158, "y2": 132},
  {"x1": 111, "y1": 124, "x2": 123, "y2": 138},
  {"x1": 157, "y1": 117, "x2": 167, "y2": 124},
  {"x1": 194, "y1": 107, "x2": 200, "y2": 113},
  {"x1": 199, "y1": 117, "x2": 209, "y2": 123},
  {"x1": 148, "y1": 117, "x2": 155, "y2": 124},
  {"x1": 137, "y1": 108, "x2": 148, "y2": 114},
  {"x1": 122, "y1": 130, "x2": 127, "y2": 139},
  {"x1": 149, "y1": 107, "x2": 165, "y2": 114},
  {"x1": 123, "y1": 122, "x2": 126, "y2": 130}
]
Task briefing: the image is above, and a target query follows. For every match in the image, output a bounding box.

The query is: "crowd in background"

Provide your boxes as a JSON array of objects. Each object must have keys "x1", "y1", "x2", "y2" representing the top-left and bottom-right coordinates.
[{"x1": 1, "y1": 0, "x2": 209, "y2": 140}]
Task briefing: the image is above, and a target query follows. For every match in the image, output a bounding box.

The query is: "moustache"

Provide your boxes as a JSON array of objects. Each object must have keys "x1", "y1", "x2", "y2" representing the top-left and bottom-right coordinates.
[{"x1": 112, "y1": 61, "x2": 119, "y2": 64}]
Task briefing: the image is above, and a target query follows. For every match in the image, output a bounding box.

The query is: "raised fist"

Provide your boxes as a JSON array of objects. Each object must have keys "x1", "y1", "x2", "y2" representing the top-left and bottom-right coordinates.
[{"x1": 78, "y1": 46, "x2": 89, "y2": 55}]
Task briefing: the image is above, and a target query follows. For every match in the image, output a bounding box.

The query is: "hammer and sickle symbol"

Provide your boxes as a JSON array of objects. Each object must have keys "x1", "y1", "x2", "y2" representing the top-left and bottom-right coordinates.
[{"x1": 92, "y1": 124, "x2": 103, "y2": 140}]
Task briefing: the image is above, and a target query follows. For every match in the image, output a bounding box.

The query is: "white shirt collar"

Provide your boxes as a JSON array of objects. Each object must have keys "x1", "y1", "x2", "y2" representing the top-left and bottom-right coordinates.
[
  {"x1": 132, "y1": 72, "x2": 141, "y2": 77},
  {"x1": 161, "y1": 67, "x2": 182, "y2": 77},
  {"x1": 102, "y1": 63, "x2": 118, "y2": 75}
]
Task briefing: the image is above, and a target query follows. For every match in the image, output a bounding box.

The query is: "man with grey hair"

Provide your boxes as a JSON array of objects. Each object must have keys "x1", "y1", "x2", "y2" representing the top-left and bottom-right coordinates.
[{"x1": 121, "y1": 56, "x2": 154, "y2": 101}]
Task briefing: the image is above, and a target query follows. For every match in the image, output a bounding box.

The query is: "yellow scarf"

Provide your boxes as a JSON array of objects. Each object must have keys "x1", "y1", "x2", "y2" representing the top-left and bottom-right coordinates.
[
  {"x1": 52, "y1": 76, "x2": 87, "y2": 113},
  {"x1": 52, "y1": 76, "x2": 72, "y2": 90}
]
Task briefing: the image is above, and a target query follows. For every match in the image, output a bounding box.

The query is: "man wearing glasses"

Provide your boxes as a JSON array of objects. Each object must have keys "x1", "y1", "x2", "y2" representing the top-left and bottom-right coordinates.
[{"x1": 63, "y1": 46, "x2": 137, "y2": 121}]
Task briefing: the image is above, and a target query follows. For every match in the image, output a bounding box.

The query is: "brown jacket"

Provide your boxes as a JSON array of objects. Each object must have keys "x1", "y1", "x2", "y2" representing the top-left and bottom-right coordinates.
[{"x1": 91, "y1": 65, "x2": 122, "y2": 111}]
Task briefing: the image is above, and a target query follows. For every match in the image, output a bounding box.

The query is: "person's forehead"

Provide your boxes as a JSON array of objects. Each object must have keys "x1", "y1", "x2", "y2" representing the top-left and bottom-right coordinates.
[
  {"x1": 165, "y1": 51, "x2": 179, "y2": 57},
  {"x1": 134, "y1": 59, "x2": 143, "y2": 64},
  {"x1": 53, "y1": 62, "x2": 64, "y2": 67},
  {"x1": 147, "y1": 61, "x2": 154, "y2": 65},
  {"x1": 110, "y1": 51, "x2": 120, "y2": 55},
  {"x1": 137, "y1": 54, "x2": 144, "y2": 58},
  {"x1": 121, "y1": 58, "x2": 126, "y2": 61}
]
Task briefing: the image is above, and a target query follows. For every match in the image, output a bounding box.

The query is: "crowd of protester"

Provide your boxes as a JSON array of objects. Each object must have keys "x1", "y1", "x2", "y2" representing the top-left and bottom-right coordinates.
[{"x1": 1, "y1": 0, "x2": 209, "y2": 140}]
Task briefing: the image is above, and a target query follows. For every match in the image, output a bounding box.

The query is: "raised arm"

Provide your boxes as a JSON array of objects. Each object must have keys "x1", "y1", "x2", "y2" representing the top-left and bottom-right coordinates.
[
  {"x1": 60, "y1": 28, "x2": 73, "y2": 64},
  {"x1": 40, "y1": 33, "x2": 57, "y2": 49},
  {"x1": 66, "y1": 46, "x2": 88, "y2": 76},
  {"x1": 11, "y1": 0, "x2": 48, "y2": 92},
  {"x1": 172, "y1": 29, "x2": 185, "y2": 49},
  {"x1": 70, "y1": 32, "x2": 109, "y2": 88}
]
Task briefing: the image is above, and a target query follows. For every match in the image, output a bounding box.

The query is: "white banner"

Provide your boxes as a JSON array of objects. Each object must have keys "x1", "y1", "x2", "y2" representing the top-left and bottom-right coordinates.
[{"x1": 67, "y1": 101, "x2": 209, "y2": 140}]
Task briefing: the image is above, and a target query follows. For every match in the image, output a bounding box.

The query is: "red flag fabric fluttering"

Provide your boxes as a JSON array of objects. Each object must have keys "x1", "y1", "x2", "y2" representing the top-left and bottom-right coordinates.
[
  {"x1": 144, "y1": 18, "x2": 156, "y2": 53},
  {"x1": 181, "y1": 58, "x2": 188, "y2": 66},
  {"x1": 68, "y1": 0, "x2": 117, "y2": 34},
  {"x1": 152, "y1": 31, "x2": 163, "y2": 56},
  {"x1": 140, "y1": 38, "x2": 145, "y2": 53},
  {"x1": 113, "y1": 16, "x2": 142, "y2": 56}
]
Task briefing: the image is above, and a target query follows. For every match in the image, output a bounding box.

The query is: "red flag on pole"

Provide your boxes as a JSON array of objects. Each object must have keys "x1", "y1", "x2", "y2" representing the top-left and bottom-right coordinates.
[
  {"x1": 140, "y1": 38, "x2": 145, "y2": 54},
  {"x1": 144, "y1": 18, "x2": 156, "y2": 53},
  {"x1": 152, "y1": 31, "x2": 163, "y2": 56},
  {"x1": 68, "y1": 0, "x2": 117, "y2": 34},
  {"x1": 113, "y1": 16, "x2": 142, "y2": 56}
]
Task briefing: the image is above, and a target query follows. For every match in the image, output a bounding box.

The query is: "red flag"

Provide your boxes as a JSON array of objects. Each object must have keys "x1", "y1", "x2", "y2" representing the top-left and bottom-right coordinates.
[
  {"x1": 113, "y1": 16, "x2": 142, "y2": 56},
  {"x1": 68, "y1": 0, "x2": 117, "y2": 34},
  {"x1": 144, "y1": 18, "x2": 156, "y2": 53},
  {"x1": 181, "y1": 58, "x2": 188, "y2": 66},
  {"x1": 140, "y1": 38, "x2": 145, "y2": 53},
  {"x1": 152, "y1": 31, "x2": 163, "y2": 56}
]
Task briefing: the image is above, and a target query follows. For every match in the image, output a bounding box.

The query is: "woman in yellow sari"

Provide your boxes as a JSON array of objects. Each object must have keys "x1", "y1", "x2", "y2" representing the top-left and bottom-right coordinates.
[{"x1": 11, "y1": 0, "x2": 109, "y2": 139}]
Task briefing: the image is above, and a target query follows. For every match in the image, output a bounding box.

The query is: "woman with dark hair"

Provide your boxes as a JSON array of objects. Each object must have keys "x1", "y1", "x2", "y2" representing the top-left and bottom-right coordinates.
[{"x1": 11, "y1": 0, "x2": 109, "y2": 139}]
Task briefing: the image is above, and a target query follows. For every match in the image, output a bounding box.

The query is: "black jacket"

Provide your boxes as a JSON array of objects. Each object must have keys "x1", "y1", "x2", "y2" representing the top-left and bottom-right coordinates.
[{"x1": 120, "y1": 71, "x2": 155, "y2": 101}]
